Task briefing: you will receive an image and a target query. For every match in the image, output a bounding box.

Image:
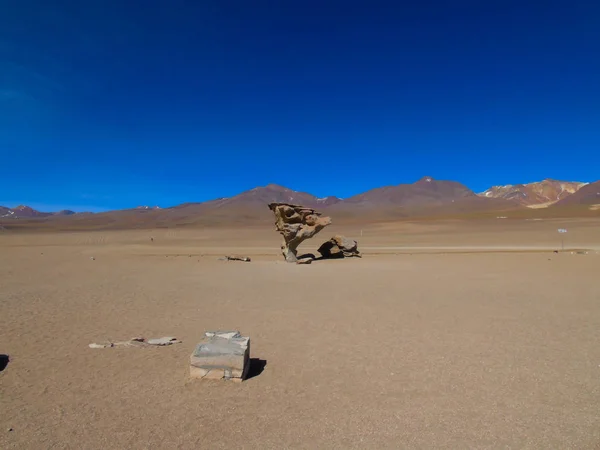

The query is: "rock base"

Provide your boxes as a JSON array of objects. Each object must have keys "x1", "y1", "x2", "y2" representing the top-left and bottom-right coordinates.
[{"x1": 318, "y1": 235, "x2": 361, "y2": 258}]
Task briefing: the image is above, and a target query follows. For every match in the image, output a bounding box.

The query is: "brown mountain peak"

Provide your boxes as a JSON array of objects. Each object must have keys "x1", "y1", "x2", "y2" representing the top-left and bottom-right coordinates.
[
  {"x1": 415, "y1": 176, "x2": 435, "y2": 184},
  {"x1": 554, "y1": 180, "x2": 600, "y2": 207},
  {"x1": 264, "y1": 183, "x2": 290, "y2": 191},
  {"x1": 479, "y1": 179, "x2": 587, "y2": 207}
]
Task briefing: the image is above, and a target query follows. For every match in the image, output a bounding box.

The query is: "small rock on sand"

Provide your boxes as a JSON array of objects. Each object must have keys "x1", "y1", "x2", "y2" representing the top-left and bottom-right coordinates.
[
  {"x1": 89, "y1": 342, "x2": 113, "y2": 349},
  {"x1": 147, "y1": 337, "x2": 181, "y2": 346},
  {"x1": 224, "y1": 256, "x2": 251, "y2": 262},
  {"x1": 89, "y1": 337, "x2": 181, "y2": 348}
]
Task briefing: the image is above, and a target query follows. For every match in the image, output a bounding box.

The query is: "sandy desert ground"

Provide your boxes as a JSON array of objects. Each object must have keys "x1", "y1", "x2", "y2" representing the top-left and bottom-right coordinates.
[{"x1": 1, "y1": 218, "x2": 600, "y2": 448}]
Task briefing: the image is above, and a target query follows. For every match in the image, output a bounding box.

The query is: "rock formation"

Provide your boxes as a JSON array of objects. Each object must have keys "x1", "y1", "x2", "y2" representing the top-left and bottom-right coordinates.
[
  {"x1": 190, "y1": 331, "x2": 250, "y2": 382},
  {"x1": 318, "y1": 235, "x2": 361, "y2": 258},
  {"x1": 268, "y1": 203, "x2": 332, "y2": 262}
]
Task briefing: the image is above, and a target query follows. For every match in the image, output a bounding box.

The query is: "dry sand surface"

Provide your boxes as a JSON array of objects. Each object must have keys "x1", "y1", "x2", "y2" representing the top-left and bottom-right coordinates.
[{"x1": 1, "y1": 218, "x2": 600, "y2": 448}]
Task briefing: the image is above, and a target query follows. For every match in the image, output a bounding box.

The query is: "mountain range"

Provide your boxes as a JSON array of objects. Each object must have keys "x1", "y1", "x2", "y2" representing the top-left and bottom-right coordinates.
[
  {"x1": 554, "y1": 181, "x2": 600, "y2": 207},
  {"x1": 0, "y1": 205, "x2": 76, "y2": 219},
  {"x1": 478, "y1": 179, "x2": 588, "y2": 208},
  {"x1": 2, "y1": 178, "x2": 598, "y2": 228}
]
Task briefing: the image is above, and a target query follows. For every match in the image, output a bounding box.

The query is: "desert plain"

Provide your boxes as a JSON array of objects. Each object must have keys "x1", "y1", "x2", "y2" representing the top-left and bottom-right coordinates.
[{"x1": 1, "y1": 217, "x2": 600, "y2": 448}]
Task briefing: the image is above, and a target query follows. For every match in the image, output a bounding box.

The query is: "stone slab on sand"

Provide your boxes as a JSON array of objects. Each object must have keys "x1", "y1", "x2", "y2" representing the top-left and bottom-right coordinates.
[{"x1": 190, "y1": 331, "x2": 250, "y2": 381}]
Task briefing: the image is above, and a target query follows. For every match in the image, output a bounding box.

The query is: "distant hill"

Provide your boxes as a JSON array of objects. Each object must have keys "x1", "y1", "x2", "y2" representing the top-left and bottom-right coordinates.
[
  {"x1": 479, "y1": 179, "x2": 587, "y2": 208},
  {"x1": 3, "y1": 176, "x2": 598, "y2": 231},
  {"x1": 343, "y1": 176, "x2": 474, "y2": 206},
  {"x1": 324, "y1": 177, "x2": 519, "y2": 220},
  {"x1": 0, "y1": 205, "x2": 76, "y2": 219},
  {"x1": 0, "y1": 205, "x2": 52, "y2": 219},
  {"x1": 209, "y1": 184, "x2": 342, "y2": 208},
  {"x1": 553, "y1": 181, "x2": 600, "y2": 207}
]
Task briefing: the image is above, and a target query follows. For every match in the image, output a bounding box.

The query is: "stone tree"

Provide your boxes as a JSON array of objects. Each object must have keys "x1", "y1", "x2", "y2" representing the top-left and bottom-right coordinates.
[{"x1": 268, "y1": 203, "x2": 332, "y2": 262}]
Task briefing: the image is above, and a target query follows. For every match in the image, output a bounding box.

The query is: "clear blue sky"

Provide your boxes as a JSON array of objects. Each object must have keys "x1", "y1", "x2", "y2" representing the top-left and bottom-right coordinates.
[{"x1": 1, "y1": 1, "x2": 599, "y2": 211}]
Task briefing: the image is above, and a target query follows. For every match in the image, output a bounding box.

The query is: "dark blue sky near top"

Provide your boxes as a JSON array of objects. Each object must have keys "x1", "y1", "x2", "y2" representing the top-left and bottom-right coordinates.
[{"x1": 1, "y1": 1, "x2": 599, "y2": 211}]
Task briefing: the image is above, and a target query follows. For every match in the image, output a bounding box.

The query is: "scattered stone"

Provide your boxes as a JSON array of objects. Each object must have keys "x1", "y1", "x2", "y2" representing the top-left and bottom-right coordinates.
[
  {"x1": 147, "y1": 337, "x2": 181, "y2": 346},
  {"x1": 204, "y1": 330, "x2": 240, "y2": 339},
  {"x1": 89, "y1": 337, "x2": 181, "y2": 348},
  {"x1": 128, "y1": 340, "x2": 150, "y2": 348},
  {"x1": 224, "y1": 255, "x2": 251, "y2": 262},
  {"x1": 318, "y1": 235, "x2": 361, "y2": 259},
  {"x1": 89, "y1": 342, "x2": 114, "y2": 349},
  {"x1": 90, "y1": 256, "x2": 95, "y2": 260},
  {"x1": 8, "y1": 428, "x2": 13, "y2": 432},
  {"x1": 268, "y1": 203, "x2": 331, "y2": 263},
  {"x1": 190, "y1": 330, "x2": 250, "y2": 382}
]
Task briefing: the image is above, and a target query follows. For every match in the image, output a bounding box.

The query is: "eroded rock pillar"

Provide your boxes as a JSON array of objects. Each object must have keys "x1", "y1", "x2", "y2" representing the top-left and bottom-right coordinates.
[{"x1": 268, "y1": 203, "x2": 332, "y2": 262}]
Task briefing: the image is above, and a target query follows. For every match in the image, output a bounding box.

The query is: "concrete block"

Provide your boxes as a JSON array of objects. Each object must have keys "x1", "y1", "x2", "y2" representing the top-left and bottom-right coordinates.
[{"x1": 190, "y1": 330, "x2": 250, "y2": 381}]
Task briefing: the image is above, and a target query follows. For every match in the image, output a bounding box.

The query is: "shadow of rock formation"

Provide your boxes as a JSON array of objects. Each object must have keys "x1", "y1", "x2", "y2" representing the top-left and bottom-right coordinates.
[
  {"x1": 0, "y1": 354, "x2": 9, "y2": 372},
  {"x1": 246, "y1": 358, "x2": 267, "y2": 380}
]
